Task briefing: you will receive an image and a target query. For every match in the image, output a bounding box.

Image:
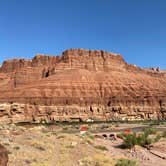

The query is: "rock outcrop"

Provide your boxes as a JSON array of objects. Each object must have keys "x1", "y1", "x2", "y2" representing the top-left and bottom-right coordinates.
[
  {"x1": 0, "y1": 48, "x2": 166, "y2": 123},
  {"x1": 0, "y1": 144, "x2": 8, "y2": 166}
]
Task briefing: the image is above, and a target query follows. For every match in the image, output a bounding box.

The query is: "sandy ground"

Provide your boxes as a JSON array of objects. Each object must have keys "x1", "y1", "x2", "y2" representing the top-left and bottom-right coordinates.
[{"x1": 0, "y1": 123, "x2": 165, "y2": 166}]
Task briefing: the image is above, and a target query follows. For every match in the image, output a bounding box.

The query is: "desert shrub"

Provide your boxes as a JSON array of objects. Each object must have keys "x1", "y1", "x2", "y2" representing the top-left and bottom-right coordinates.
[
  {"x1": 162, "y1": 131, "x2": 166, "y2": 138},
  {"x1": 115, "y1": 158, "x2": 137, "y2": 166},
  {"x1": 117, "y1": 133, "x2": 126, "y2": 139},
  {"x1": 52, "y1": 131, "x2": 57, "y2": 136},
  {"x1": 81, "y1": 135, "x2": 93, "y2": 145},
  {"x1": 86, "y1": 139, "x2": 93, "y2": 145},
  {"x1": 57, "y1": 135, "x2": 65, "y2": 139},
  {"x1": 121, "y1": 131, "x2": 154, "y2": 148},
  {"x1": 154, "y1": 134, "x2": 161, "y2": 142},
  {"x1": 144, "y1": 137, "x2": 153, "y2": 145},
  {"x1": 94, "y1": 145, "x2": 108, "y2": 151},
  {"x1": 31, "y1": 163, "x2": 47, "y2": 166},
  {"x1": 65, "y1": 145, "x2": 74, "y2": 149},
  {"x1": 115, "y1": 123, "x2": 119, "y2": 127},
  {"x1": 149, "y1": 121, "x2": 160, "y2": 126},
  {"x1": 85, "y1": 133, "x2": 95, "y2": 140},
  {"x1": 136, "y1": 134, "x2": 145, "y2": 146},
  {"x1": 101, "y1": 125, "x2": 109, "y2": 129},
  {"x1": 13, "y1": 146, "x2": 20, "y2": 150},
  {"x1": 62, "y1": 126, "x2": 69, "y2": 130},
  {"x1": 123, "y1": 133, "x2": 137, "y2": 149},
  {"x1": 24, "y1": 160, "x2": 32, "y2": 164},
  {"x1": 94, "y1": 134, "x2": 103, "y2": 139},
  {"x1": 138, "y1": 133, "x2": 153, "y2": 146},
  {"x1": 88, "y1": 135, "x2": 95, "y2": 140},
  {"x1": 143, "y1": 128, "x2": 157, "y2": 137},
  {"x1": 80, "y1": 155, "x2": 115, "y2": 166},
  {"x1": 31, "y1": 141, "x2": 45, "y2": 151},
  {"x1": 82, "y1": 137, "x2": 93, "y2": 145}
]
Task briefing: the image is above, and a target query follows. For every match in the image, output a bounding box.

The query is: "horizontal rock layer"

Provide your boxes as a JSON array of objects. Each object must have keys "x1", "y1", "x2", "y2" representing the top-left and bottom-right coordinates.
[{"x1": 0, "y1": 48, "x2": 166, "y2": 123}]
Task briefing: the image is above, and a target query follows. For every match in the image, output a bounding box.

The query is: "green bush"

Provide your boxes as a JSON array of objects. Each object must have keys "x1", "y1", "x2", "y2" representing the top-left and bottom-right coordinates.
[
  {"x1": 121, "y1": 130, "x2": 154, "y2": 148},
  {"x1": 136, "y1": 134, "x2": 146, "y2": 146},
  {"x1": 123, "y1": 133, "x2": 137, "y2": 149},
  {"x1": 116, "y1": 158, "x2": 137, "y2": 166},
  {"x1": 143, "y1": 128, "x2": 157, "y2": 137}
]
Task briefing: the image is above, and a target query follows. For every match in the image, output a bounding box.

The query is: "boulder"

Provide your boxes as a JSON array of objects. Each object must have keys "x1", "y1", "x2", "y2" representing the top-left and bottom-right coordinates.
[{"x1": 0, "y1": 144, "x2": 8, "y2": 166}]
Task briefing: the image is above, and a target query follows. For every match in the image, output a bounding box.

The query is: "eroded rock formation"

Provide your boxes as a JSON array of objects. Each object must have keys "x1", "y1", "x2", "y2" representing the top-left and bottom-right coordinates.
[
  {"x1": 0, "y1": 144, "x2": 8, "y2": 166},
  {"x1": 0, "y1": 48, "x2": 166, "y2": 123}
]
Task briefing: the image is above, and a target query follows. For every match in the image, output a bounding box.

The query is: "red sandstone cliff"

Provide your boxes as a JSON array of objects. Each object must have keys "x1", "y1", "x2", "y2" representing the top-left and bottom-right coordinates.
[{"x1": 0, "y1": 49, "x2": 165, "y2": 123}]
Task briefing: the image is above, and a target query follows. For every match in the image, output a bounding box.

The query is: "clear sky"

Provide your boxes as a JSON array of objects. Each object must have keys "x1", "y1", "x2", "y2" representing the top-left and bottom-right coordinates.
[{"x1": 0, "y1": 0, "x2": 166, "y2": 69}]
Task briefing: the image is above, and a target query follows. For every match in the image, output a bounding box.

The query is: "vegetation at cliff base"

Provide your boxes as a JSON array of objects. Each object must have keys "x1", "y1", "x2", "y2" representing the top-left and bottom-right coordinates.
[
  {"x1": 115, "y1": 158, "x2": 137, "y2": 166},
  {"x1": 118, "y1": 128, "x2": 162, "y2": 149}
]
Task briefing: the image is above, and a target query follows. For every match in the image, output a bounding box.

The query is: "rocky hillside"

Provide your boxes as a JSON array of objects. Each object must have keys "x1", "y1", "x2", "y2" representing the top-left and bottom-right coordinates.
[{"x1": 0, "y1": 49, "x2": 166, "y2": 123}]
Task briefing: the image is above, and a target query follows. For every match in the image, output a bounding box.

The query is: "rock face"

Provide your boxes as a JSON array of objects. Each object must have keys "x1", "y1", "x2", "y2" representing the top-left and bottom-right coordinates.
[
  {"x1": 0, "y1": 144, "x2": 8, "y2": 166},
  {"x1": 0, "y1": 48, "x2": 166, "y2": 123}
]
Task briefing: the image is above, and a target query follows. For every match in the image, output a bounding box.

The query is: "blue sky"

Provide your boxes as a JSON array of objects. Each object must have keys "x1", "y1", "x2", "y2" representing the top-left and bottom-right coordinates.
[{"x1": 0, "y1": 0, "x2": 166, "y2": 69}]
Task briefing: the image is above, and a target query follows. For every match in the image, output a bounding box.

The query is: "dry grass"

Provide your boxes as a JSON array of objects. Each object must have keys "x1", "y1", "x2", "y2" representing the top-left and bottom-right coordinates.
[{"x1": 79, "y1": 154, "x2": 116, "y2": 166}]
